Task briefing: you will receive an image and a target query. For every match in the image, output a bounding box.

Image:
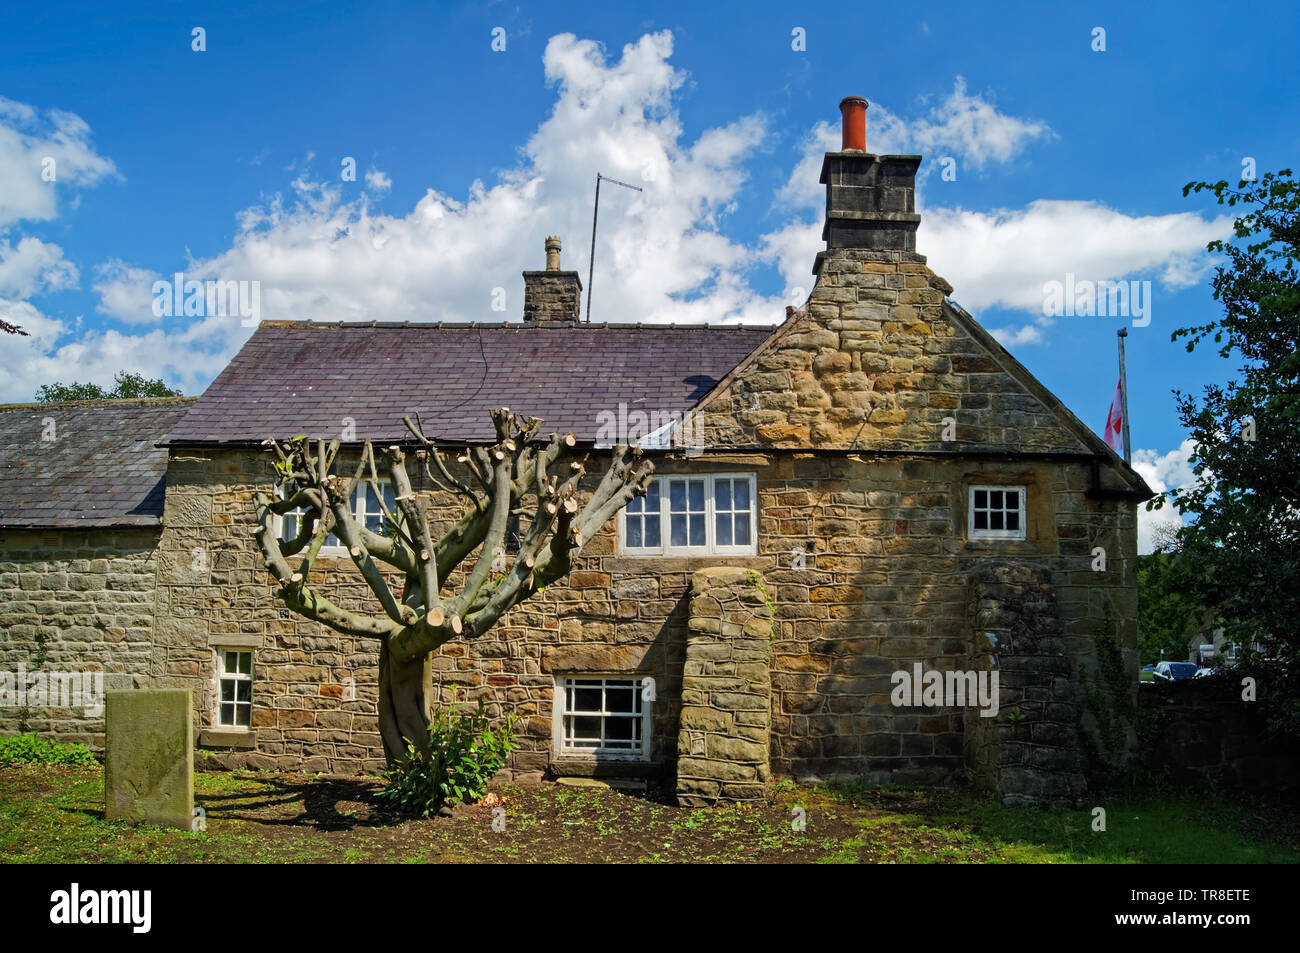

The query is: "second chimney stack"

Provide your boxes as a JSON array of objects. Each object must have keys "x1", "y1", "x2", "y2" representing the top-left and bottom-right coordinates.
[{"x1": 523, "y1": 236, "x2": 582, "y2": 325}]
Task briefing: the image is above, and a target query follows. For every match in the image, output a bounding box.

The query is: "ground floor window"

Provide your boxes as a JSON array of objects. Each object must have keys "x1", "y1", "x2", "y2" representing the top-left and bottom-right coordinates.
[
  {"x1": 218, "y1": 649, "x2": 253, "y2": 728},
  {"x1": 553, "y1": 676, "x2": 651, "y2": 759}
]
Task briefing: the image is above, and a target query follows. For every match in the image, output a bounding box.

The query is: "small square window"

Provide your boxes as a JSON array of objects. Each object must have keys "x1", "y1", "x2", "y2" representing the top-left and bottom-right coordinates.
[
  {"x1": 554, "y1": 676, "x2": 651, "y2": 760},
  {"x1": 217, "y1": 649, "x2": 253, "y2": 728},
  {"x1": 968, "y1": 485, "x2": 1027, "y2": 541}
]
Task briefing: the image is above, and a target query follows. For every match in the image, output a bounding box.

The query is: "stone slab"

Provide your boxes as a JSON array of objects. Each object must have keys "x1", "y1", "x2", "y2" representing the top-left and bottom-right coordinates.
[{"x1": 104, "y1": 689, "x2": 193, "y2": 829}]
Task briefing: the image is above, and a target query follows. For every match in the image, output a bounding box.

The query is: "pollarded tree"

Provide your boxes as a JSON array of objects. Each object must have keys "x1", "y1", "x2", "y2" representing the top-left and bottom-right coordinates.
[{"x1": 253, "y1": 408, "x2": 653, "y2": 766}]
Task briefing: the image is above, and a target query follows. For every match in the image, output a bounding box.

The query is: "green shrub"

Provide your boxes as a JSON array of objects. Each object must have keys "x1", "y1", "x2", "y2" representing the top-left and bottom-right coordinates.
[
  {"x1": 0, "y1": 733, "x2": 98, "y2": 767},
  {"x1": 377, "y1": 702, "x2": 519, "y2": 817}
]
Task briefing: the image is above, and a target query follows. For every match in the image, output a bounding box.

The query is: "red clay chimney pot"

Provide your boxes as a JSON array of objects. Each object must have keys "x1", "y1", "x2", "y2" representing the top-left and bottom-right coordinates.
[{"x1": 839, "y1": 96, "x2": 869, "y2": 151}]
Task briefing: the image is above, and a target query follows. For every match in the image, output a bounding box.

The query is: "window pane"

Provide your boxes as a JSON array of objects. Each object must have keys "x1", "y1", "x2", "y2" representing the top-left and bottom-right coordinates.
[
  {"x1": 221, "y1": 681, "x2": 235, "y2": 702},
  {"x1": 974, "y1": 489, "x2": 987, "y2": 508},
  {"x1": 239, "y1": 652, "x2": 251, "y2": 675},
  {"x1": 733, "y1": 479, "x2": 750, "y2": 512},
  {"x1": 605, "y1": 718, "x2": 635, "y2": 741},
  {"x1": 688, "y1": 480, "x2": 705, "y2": 512},
  {"x1": 645, "y1": 513, "x2": 661, "y2": 548},
  {"x1": 991, "y1": 511, "x2": 1004, "y2": 530},
  {"x1": 626, "y1": 516, "x2": 643, "y2": 548},
  {"x1": 570, "y1": 717, "x2": 601, "y2": 744},
  {"x1": 669, "y1": 480, "x2": 686, "y2": 511},
  {"x1": 671, "y1": 513, "x2": 687, "y2": 546},
  {"x1": 1005, "y1": 490, "x2": 1019, "y2": 509},
  {"x1": 974, "y1": 511, "x2": 988, "y2": 530},
  {"x1": 734, "y1": 514, "x2": 751, "y2": 546},
  {"x1": 646, "y1": 482, "x2": 660, "y2": 510},
  {"x1": 714, "y1": 480, "x2": 732, "y2": 511},
  {"x1": 716, "y1": 512, "x2": 733, "y2": 546},
  {"x1": 604, "y1": 685, "x2": 635, "y2": 713},
  {"x1": 236, "y1": 681, "x2": 252, "y2": 702},
  {"x1": 990, "y1": 490, "x2": 1003, "y2": 509},
  {"x1": 626, "y1": 494, "x2": 644, "y2": 514},
  {"x1": 689, "y1": 513, "x2": 705, "y2": 546},
  {"x1": 574, "y1": 687, "x2": 602, "y2": 712},
  {"x1": 220, "y1": 703, "x2": 234, "y2": 725},
  {"x1": 236, "y1": 705, "x2": 251, "y2": 728},
  {"x1": 1006, "y1": 511, "x2": 1020, "y2": 531}
]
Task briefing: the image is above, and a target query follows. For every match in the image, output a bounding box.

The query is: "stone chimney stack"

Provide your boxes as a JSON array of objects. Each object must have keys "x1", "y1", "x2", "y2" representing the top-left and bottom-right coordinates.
[
  {"x1": 523, "y1": 236, "x2": 582, "y2": 325},
  {"x1": 814, "y1": 96, "x2": 922, "y2": 274}
]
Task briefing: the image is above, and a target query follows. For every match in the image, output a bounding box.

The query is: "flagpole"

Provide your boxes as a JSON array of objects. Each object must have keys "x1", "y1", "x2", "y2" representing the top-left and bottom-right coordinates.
[{"x1": 1117, "y1": 328, "x2": 1131, "y2": 463}]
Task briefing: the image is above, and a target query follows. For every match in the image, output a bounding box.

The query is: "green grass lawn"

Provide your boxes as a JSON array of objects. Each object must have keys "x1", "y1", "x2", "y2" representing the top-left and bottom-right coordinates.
[{"x1": 0, "y1": 764, "x2": 1294, "y2": 864}]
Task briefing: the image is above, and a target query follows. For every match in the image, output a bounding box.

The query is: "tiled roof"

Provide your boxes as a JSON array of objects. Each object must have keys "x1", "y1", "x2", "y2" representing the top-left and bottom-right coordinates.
[
  {"x1": 0, "y1": 398, "x2": 196, "y2": 528},
  {"x1": 165, "y1": 321, "x2": 775, "y2": 444}
]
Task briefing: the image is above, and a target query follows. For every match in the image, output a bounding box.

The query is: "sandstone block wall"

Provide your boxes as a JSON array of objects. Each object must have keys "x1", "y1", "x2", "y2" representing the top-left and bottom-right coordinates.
[
  {"x1": 676, "y1": 567, "x2": 773, "y2": 805},
  {"x1": 150, "y1": 441, "x2": 1134, "y2": 805},
  {"x1": 0, "y1": 528, "x2": 159, "y2": 747},
  {"x1": 964, "y1": 562, "x2": 1087, "y2": 804},
  {"x1": 694, "y1": 248, "x2": 1100, "y2": 457}
]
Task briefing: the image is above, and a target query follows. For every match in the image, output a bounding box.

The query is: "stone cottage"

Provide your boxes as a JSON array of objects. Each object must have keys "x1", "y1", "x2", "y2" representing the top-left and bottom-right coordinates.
[{"x1": 0, "y1": 97, "x2": 1152, "y2": 804}]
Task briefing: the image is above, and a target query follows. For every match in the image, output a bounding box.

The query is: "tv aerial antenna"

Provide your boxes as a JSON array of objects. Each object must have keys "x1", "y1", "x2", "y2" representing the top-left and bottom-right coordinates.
[{"x1": 586, "y1": 173, "x2": 643, "y2": 323}]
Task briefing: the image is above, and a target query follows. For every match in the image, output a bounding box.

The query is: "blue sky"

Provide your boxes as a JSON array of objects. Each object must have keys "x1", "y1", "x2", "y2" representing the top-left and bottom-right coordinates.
[{"x1": 2, "y1": 0, "x2": 1296, "y2": 549}]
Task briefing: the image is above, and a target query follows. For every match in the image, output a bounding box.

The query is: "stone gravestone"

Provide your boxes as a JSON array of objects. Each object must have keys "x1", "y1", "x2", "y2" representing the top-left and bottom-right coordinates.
[{"x1": 105, "y1": 689, "x2": 194, "y2": 830}]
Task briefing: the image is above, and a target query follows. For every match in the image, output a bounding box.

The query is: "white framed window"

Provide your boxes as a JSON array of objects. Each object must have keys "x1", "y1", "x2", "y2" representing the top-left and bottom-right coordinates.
[
  {"x1": 620, "y1": 473, "x2": 757, "y2": 556},
  {"x1": 276, "y1": 480, "x2": 398, "y2": 555},
  {"x1": 217, "y1": 649, "x2": 253, "y2": 728},
  {"x1": 968, "y1": 485, "x2": 1026, "y2": 540},
  {"x1": 553, "y1": 676, "x2": 651, "y2": 760}
]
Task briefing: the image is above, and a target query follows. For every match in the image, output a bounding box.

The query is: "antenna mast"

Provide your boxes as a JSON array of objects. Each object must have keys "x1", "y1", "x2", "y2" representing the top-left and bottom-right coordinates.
[{"x1": 586, "y1": 172, "x2": 643, "y2": 323}]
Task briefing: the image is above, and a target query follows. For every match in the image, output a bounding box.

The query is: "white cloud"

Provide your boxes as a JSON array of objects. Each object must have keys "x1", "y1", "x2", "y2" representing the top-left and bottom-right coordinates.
[
  {"x1": 901, "y1": 78, "x2": 1053, "y2": 170},
  {"x1": 0, "y1": 38, "x2": 1236, "y2": 407},
  {"x1": 764, "y1": 83, "x2": 1230, "y2": 333},
  {"x1": 919, "y1": 201, "x2": 1230, "y2": 314},
  {"x1": 0, "y1": 235, "x2": 77, "y2": 298},
  {"x1": 775, "y1": 79, "x2": 1052, "y2": 211},
  {"x1": 1132, "y1": 438, "x2": 1198, "y2": 554},
  {"x1": 3, "y1": 31, "x2": 791, "y2": 402},
  {"x1": 173, "y1": 31, "x2": 782, "y2": 329},
  {"x1": 0, "y1": 96, "x2": 118, "y2": 227},
  {"x1": 92, "y1": 259, "x2": 164, "y2": 323},
  {"x1": 0, "y1": 295, "x2": 245, "y2": 402}
]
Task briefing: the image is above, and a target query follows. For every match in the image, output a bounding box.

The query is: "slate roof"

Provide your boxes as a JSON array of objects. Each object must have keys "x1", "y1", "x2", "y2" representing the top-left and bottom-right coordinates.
[
  {"x1": 165, "y1": 321, "x2": 775, "y2": 445},
  {"x1": 0, "y1": 398, "x2": 196, "y2": 529}
]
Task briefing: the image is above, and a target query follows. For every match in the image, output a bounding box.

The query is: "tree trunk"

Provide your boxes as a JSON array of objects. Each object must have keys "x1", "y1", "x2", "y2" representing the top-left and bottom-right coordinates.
[{"x1": 378, "y1": 640, "x2": 433, "y2": 767}]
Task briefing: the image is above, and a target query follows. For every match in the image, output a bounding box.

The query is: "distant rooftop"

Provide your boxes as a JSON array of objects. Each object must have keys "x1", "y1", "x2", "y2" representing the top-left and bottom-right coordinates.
[
  {"x1": 0, "y1": 398, "x2": 196, "y2": 529},
  {"x1": 164, "y1": 320, "x2": 774, "y2": 445}
]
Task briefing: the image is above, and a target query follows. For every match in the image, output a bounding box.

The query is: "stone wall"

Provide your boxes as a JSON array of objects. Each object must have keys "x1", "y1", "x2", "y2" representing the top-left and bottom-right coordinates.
[
  {"x1": 677, "y1": 567, "x2": 773, "y2": 806},
  {"x1": 1139, "y1": 679, "x2": 1300, "y2": 788},
  {"x1": 153, "y1": 439, "x2": 1134, "y2": 803},
  {"x1": 0, "y1": 527, "x2": 159, "y2": 747},
  {"x1": 964, "y1": 562, "x2": 1087, "y2": 804}
]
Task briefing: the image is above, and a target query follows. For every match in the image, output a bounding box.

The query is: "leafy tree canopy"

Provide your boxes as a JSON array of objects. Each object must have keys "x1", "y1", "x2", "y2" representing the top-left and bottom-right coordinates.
[
  {"x1": 1153, "y1": 168, "x2": 1298, "y2": 732},
  {"x1": 35, "y1": 371, "x2": 182, "y2": 402}
]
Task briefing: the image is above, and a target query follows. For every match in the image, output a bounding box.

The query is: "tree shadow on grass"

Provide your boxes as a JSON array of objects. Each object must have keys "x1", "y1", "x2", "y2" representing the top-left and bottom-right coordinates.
[{"x1": 196, "y1": 774, "x2": 403, "y2": 831}]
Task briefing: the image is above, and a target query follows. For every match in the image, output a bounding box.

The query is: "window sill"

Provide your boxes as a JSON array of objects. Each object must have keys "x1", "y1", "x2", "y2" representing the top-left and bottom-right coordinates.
[
  {"x1": 199, "y1": 728, "x2": 256, "y2": 749},
  {"x1": 549, "y1": 758, "x2": 661, "y2": 779}
]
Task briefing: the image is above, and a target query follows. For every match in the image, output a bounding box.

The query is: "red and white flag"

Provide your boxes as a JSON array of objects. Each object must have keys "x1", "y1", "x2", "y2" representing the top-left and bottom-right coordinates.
[{"x1": 1103, "y1": 378, "x2": 1124, "y2": 452}]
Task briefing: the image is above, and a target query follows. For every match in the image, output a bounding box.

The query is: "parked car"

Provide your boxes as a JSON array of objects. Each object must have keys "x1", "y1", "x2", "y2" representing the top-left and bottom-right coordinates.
[
  {"x1": 1139, "y1": 664, "x2": 1156, "y2": 684},
  {"x1": 1153, "y1": 661, "x2": 1199, "y2": 681}
]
